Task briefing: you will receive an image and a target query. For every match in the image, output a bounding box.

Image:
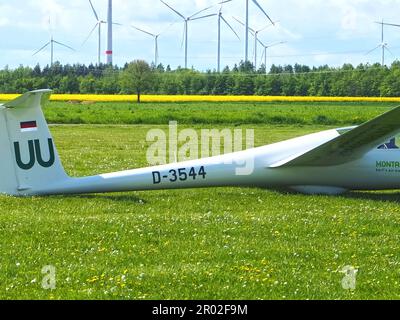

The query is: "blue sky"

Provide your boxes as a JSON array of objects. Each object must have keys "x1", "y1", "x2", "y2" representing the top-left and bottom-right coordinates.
[{"x1": 1, "y1": 0, "x2": 400, "y2": 70}]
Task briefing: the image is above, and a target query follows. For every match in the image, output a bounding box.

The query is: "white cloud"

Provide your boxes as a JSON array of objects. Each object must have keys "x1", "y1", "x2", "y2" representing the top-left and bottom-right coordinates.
[{"x1": 0, "y1": 17, "x2": 8, "y2": 27}]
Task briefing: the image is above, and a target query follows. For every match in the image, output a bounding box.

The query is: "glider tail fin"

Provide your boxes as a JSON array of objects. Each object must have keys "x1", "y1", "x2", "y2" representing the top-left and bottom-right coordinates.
[{"x1": 0, "y1": 90, "x2": 68, "y2": 196}]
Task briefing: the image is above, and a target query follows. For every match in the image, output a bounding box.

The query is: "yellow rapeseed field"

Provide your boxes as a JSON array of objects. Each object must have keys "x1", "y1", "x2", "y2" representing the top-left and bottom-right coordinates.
[{"x1": 1, "y1": 93, "x2": 400, "y2": 103}]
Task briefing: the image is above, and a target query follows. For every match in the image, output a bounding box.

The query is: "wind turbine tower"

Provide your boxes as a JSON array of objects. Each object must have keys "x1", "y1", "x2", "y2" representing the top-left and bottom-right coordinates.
[
  {"x1": 380, "y1": 20, "x2": 385, "y2": 66},
  {"x1": 106, "y1": 0, "x2": 113, "y2": 64}
]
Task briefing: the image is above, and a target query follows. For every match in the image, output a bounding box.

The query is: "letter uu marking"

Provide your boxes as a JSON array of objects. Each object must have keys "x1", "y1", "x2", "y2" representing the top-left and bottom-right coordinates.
[{"x1": 14, "y1": 139, "x2": 55, "y2": 170}]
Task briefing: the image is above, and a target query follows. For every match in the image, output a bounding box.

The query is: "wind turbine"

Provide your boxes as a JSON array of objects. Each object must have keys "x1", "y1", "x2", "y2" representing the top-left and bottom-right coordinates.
[
  {"x1": 243, "y1": 0, "x2": 275, "y2": 63},
  {"x1": 216, "y1": 6, "x2": 240, "y2": 73},
  {"x1": 234, "y1": 17, "x2": 275, "y2": 69},
  {"x1": 132, "y1": 24, "x2": 173, "y2": 66},
  {"x1": 367, "y1": 20, "x2": 393, "y2": 66},
  {"x1": 253, "y1": 24, "x2": 276, "y2": 69},
  {"x1": 258, "y1": 39, "x2": 285, "y2": 74},
  {"x1": 160, "y1": 0, "x2": 223, "y2": 69},
  {"x1": 33, "y1": 19, "x2": 74, "y2": 67},
  {"x1": 83, "y1": 0, "x2": 106, "y2": 65},
  {"x1": 195, "y1": 3, "x2": 239, "y2": 72}
]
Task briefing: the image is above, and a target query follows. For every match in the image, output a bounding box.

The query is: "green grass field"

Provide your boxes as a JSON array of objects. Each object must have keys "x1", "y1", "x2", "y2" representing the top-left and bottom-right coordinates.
[
  {"x1": 1, "y1": 101, "x2": 400, "y2": 300},
  {"x1": 43, "y1": 100, "x2": 398, "y2": 125}
]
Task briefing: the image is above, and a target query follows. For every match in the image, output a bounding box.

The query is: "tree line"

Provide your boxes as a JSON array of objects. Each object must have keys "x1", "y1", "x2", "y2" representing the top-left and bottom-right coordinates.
[{"x1": 1, "y1": 60, "x2": 400, "y2": 97}]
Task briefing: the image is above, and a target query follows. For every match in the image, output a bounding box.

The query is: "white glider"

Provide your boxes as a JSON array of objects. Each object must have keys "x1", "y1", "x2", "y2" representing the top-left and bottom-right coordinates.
[{"x1": 1, "y1": 90, "x2": 400, "y2": 196}]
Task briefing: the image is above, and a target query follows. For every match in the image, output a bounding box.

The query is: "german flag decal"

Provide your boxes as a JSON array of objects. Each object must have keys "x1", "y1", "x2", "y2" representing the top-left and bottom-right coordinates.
[{"x1": 20, "y1": 121, "x2": 38, "y2": 133}]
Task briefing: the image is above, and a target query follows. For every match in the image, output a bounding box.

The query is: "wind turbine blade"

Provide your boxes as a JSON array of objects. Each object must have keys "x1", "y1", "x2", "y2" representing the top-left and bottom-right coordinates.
[
  {"x1": 366, "y1": 45, "x2": 381, "y2": 55},
  {"x1": 48, "y1": 16, "x2": 53, "y2": 38},
  {"x1": 233, "y1": 16, "x2": 255, "y2": 33},
  {"x1": 53, "y1": 40, "x2": 75, "y2": 51},
  {"x1": 33, "y1": 42, "x2": 51, "y2": 56},
  {"x1": 113, "y1": 22, "x2": 123, "y2": 26},
  {"x1": 257, "y1": 39, "x2": 285, "y2": 49},
  {"x1": 233, "y1": 16, "x2": 245, "y2": 26},
  {"x1": 252, "y1": 0, "x2": 274, "y2": 25},
  {"x1": 221, "y1": 16, "x2": 240, "y2": 40},
  {"x1": 160, "y1": 0, "x2": 186, "y2": 20},
  {"x1": 189, "y1": 5, "x2": 214, "y2": 19},
  {"x1": 82, "y1": 23, "x2": 99, "y2": 46},
  {"x1": 218, "y1": 0, "x2": 233, "y2": 11},
  {"x1": 385, "y1": 45, "x2": 395, "y2": 57},
  {"x1": 159, "y1": 21, "x2": 176, "y2": 36},
  {"x1": 380, "y1": 22, "x2": 400, "y2": 28},
  {"x1": 191, "y1": 13, "x2": 217, "y2": 21},
  {"x1": 132, "y1": 26, "x2": 156, "y2": 37},
  {"x1": 88, "y1": 0, "x2": 100, "y2": 21},
  {"x1": 260, "y1": 48, "x2": 265, "y2": 62},
  {"x1": 267, "y1": 41, "x2": 286, "y2": 48},
  {"x1": 258, "y1": 21, "x2": 277, "y2": 33}
]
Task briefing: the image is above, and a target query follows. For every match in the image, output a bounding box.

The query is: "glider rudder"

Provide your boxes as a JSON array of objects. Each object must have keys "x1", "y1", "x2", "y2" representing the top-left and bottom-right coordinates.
[{"x1": 0, "y1": 90, "x2": 67, "y2": 196}]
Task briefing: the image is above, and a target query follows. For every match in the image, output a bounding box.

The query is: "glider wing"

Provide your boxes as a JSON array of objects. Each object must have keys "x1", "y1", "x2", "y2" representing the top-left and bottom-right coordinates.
[{"x1": 270, "y1": 105, "x2": 400, "y2": 167}]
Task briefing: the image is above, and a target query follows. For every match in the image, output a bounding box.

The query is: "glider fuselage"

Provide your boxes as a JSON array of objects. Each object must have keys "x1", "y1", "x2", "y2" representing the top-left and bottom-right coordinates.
[{"x1": 29, "y1": 128, "x2": 400, "y2": 196}]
